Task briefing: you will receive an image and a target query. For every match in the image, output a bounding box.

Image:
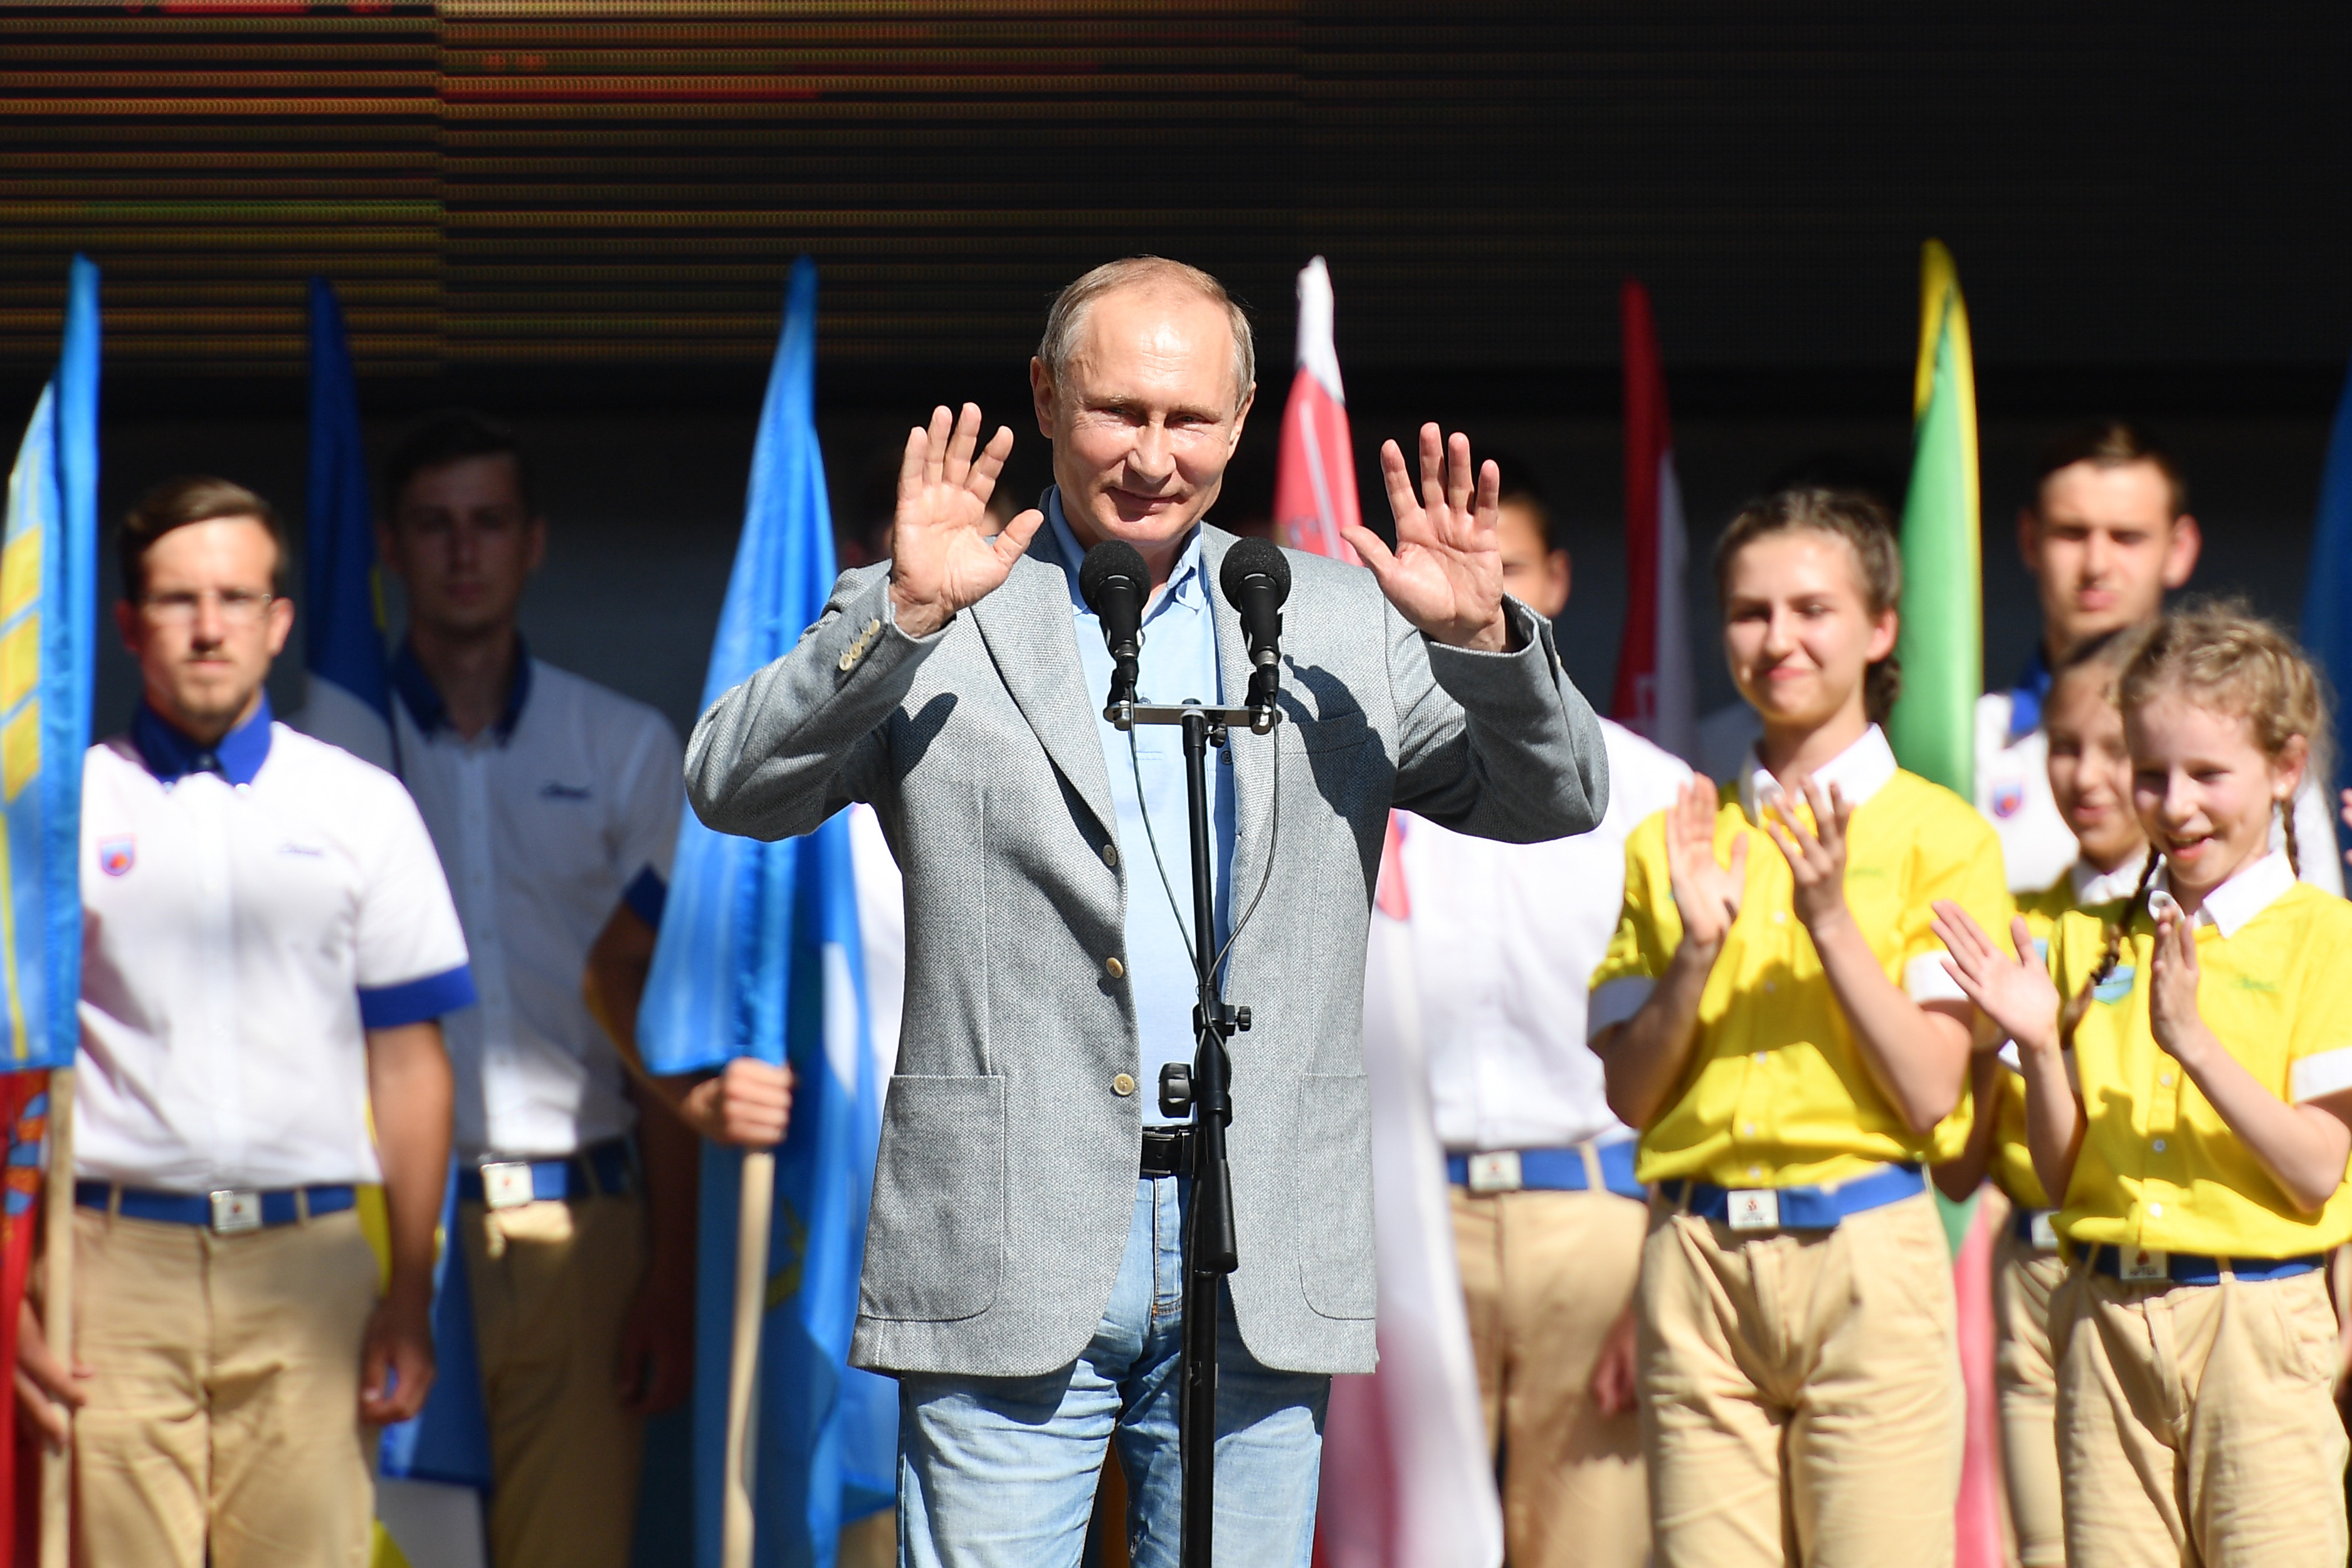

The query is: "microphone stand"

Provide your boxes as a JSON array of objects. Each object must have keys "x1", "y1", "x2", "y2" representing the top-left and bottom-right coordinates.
[{"x1": 1106, "y1": 692, "x2": 1276, "y2": 1568}]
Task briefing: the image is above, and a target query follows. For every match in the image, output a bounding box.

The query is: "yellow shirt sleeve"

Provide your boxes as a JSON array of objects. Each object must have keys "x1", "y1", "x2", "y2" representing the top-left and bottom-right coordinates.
[
  {"x1": 1897, "y1": 802, "x2": 2015, "y2": 992},
  {"x1": 2286, "y1": 898, "x2": 2352, "y2": 1104}
]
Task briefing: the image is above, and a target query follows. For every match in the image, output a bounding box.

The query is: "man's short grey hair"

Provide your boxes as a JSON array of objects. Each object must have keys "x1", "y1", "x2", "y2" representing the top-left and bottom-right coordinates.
[{"x1": 1036, "y1": 256, "x2": 1255, "y2": 411}]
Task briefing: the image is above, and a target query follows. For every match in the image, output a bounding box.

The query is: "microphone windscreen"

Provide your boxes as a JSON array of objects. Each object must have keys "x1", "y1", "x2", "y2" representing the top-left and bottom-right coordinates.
[
  {"x1": 1078, "y1": 539, "x2": 1151, "y2": 616},
  {"x1": 1219, "y1": 538, "x2": 1292, "y2": 609}
]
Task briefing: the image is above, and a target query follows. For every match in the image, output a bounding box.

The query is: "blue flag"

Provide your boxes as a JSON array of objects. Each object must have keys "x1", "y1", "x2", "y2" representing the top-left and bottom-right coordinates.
[
  {"x1": 2305, "y1": 350, "x2": 2352, "y2": 803},
  {"x1": 297, "y1": 278, "x2": 399, "y2": 773},
  {"x1": 0, "y1": 256, "x2": 98, "y2": 1072},
  {"x1": 639, "y1": 258, "x2": 895, "y2": 1567}
]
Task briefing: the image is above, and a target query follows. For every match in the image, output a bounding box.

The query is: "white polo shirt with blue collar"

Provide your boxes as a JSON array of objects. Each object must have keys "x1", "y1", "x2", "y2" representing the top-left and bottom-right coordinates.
[
  {"x1": 76, "y1": 699, "x2": 475, "y2": 1192},
  {"x1": 391, "y1": 645, "x2": 685, "y2": 1164}
]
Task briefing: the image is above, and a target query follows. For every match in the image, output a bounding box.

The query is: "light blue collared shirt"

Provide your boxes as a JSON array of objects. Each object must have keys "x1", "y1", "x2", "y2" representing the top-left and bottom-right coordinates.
[{"x1": 1034, "y1": 490, "x2": 1236, "y2": 1125}]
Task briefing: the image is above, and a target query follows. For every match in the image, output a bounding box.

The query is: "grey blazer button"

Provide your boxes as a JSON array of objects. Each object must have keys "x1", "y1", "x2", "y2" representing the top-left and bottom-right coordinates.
[
  {"x1": 1112, "y1": 1073, "x2": 1136, "y2": 1097},
  {"x1": 1102, "y1": 843, "x2": 1119, "y2": 869},
  {"x1": 1105, "y1": 955, "x2": 1125, "y2": 979}
]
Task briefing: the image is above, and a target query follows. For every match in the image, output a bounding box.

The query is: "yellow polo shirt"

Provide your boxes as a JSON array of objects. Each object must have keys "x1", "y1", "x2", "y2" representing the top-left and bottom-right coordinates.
[
  {"x1": 1590, "y1": 725, "x2": 2011, "y2": 1188},
  {"x1": 1990, "y1": 861, "x2": 2151, "y2": 1211},
  {"x1": 2051, "y1": 853, "x2": 2352, "y2": 1258}
]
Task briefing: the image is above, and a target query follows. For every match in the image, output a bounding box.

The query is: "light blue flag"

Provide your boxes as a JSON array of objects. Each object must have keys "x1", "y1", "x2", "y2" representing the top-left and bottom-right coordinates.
[
  {"x1": 0, "y1": 256, "x2": 98, "y2": 1072},
  {"x1": 298, "y1": 285, "x2": 495, "y2": 1526},
  {"x1": 639, "y1": 257, "x2": 895, "y2": 1567},
  {"x1": 2304, "y1": 349, "x2": 2352, "y2": 802}
]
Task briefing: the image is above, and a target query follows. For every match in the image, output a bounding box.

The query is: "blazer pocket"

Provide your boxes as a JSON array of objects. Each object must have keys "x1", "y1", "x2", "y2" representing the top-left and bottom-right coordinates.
[
  {"x1": 861, "y1": 1074, "x2": 1005, "y2": 1322},
  {"x1": 1295, "y1": 1073, "x2": 1377, "y2": 1320}
]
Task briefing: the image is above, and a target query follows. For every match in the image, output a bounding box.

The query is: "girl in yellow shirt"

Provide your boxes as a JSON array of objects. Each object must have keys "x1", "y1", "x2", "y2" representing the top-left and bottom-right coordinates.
[
  {"x1": 1933, "y1": 626, "x2": 2149, "y2": 1568},
  {"x1": 1592, "y1": 487, "x2": 2008, "y2": 1568},
  {"x1": 1937, "y1": 604, "x2": 2352, "y2": 1567}
]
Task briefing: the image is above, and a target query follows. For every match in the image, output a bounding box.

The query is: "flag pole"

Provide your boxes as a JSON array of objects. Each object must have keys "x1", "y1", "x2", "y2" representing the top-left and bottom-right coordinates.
[
  {"x1": 721, "y1": 1148, "x2": 774, "y2": 1568},
  {"x1": 38, "y1": 1067, "x2": 73, "y2": 1568}
]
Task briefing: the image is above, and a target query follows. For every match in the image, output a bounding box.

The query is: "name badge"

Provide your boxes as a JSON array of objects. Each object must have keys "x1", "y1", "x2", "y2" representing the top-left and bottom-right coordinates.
[
  {"x1": 2119, "y1": 1247, "x2": 2170, "y2": 1283},
  {"x1": 209, "y1": 1189, "x2": 263, "y2": 1235},
  {"x1": 480, "y1": 1161, "x2": 537, "y2": 1211},
  {"x1": 1727, "y1": 1189, "x2": 1780, "y2": 1231},
  {"x1": 2029, "y1": 1211, "x2": 2059, "y2": 1251},
  {"x1": 1467, "y1": 1151, "x2": 1522, "y2": 1194}
]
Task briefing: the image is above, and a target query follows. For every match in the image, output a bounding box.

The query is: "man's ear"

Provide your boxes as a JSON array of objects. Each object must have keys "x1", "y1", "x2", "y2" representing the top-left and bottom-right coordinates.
[
  {"x1": 1226, "y1": 381, "x2": 1257, "y2": 451},
  {"x1": 2016, "y1": 503, "x2": 2043, "y2": 578},
  {"x1": 113, "y1": 597, "x2": 141, "y2": 655},
  {"x1": 2163, "y1": 514, "x2": 2202, "y2": 591},
  {"x1": 1029, "y1": 357, "x2": 1057, "y2": 439},
  {"x1": 526, "y1": 513, "x2": 550, "y2": 574}
]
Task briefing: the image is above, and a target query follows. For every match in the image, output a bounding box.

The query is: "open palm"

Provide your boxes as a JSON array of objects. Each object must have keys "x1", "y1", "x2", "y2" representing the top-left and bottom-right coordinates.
[
  {"x1": 1343, "y1": 424, "x2": 1509, "y2": 651},
  {"x1": 887, "y1": 403, "x2": 1043, "y2": 638},
  {"x1": 1931, "y1": 903, "x2": 2059, "y2": 1053},
  {"x1": 1664, "y1": 777, "x2": 1746, "y2": 949}
]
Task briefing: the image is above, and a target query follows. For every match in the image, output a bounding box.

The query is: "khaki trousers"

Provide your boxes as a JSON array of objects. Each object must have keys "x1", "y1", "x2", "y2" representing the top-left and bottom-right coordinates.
[
  {"x1": 1452, "y1": 1181, "x2": 1648, "y2": 1568},
  {"x1": 70, "y1": 1204, "x2": 380, "y2": 1568},
  {"x1": 460, "y1": 1192, "x2": 649, "y2": 1568},
  {"x1": 1992, "y1": 1226, "x2": 2067, "y2": 1567},
  {"x1": 2054, "y1": 1261, "x2": 2348, "y2": 1567},
  {"x1": 1638, "y1": 1187, "x2": 1963, "y2": 1568}
]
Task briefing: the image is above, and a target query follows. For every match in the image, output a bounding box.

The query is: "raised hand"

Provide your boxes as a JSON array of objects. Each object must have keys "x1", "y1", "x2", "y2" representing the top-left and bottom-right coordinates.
[
  {"x1": 1344, "y1": 424, "x2": 1509, "y2": 651},
  {"x1": 1931, "y1": 903, "x2": 2059, "y2": 1055},
  {"x1": 1759, "y1": 778, "x2": 1854, "y2": 935},
  {"x1": 1664, "y1": 776, "x2": 1747, "y2": 950},
  {"x1": 2146, "y1": 902, "x2": 2210, "y2": 1068},
  {"x1": 887, "y1": 403, "x2": 1045, "y2": 638}
]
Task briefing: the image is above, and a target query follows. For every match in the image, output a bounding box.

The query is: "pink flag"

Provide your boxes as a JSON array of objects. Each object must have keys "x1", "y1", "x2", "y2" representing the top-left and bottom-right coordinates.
[
  {"x1": 1278, "y1": 257, "x2": 1502, "y2": 1568},
  {"x1": 1616, "y1": 280, "x2": 1700, "y2": 765}
]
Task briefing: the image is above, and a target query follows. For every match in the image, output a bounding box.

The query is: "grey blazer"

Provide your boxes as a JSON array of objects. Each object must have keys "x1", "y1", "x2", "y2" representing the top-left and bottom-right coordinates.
[{"x1": 685, "y1": 526, "x2": 1608, "y2": 1377}]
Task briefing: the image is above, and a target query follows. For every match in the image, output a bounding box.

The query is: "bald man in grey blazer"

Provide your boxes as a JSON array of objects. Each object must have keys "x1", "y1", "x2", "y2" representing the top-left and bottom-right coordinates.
[{"x1": 686, "y1": 257, "x2": 1608, "y2": 1567}]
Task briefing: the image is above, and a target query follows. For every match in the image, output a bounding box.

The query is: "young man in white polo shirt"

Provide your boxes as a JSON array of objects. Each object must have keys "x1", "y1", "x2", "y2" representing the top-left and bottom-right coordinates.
[
  {"x1": 375, "y1": 412, "x2": 752, "y2": 1568},
  {"x1": 1381, "y1": 470, "x2": 1690, "y2": 1568},
  {"x1": 29, "y1": 476, "x2": 470, "y2": 1567}
]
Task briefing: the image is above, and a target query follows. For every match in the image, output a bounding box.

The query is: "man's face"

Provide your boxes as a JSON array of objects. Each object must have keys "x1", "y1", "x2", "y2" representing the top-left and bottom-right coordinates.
[
  {"x1": 2020, "y1": 460, "x2": 2199, "y2": 651},
  {"x1": 381, "y1": 453, "x2": 545, "y2": 638},
  {"x1": 1495, "y1": 500, "x2": 1569, "y2": 620},
  {"x1": 117, "y1": 516, "x2": 292, "y2": 739},
  {"x1": 1031, "y1": 288, "x2": 1254, "y2": 556}
]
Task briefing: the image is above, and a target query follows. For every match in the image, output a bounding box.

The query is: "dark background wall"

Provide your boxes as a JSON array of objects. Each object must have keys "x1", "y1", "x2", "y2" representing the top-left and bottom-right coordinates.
[{"x1": 8, "y1": 3, "x2": 2350, "y2": 737}]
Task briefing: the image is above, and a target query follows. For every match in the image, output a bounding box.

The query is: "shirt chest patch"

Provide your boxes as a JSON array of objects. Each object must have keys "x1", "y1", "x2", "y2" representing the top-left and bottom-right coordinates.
[
  {"x1": 1990, "y1": 781, "x2": 2025, "y2": 819},
  {"x1": 539, "y1": 781, "x2": 593, "y2": 801},
  {"x1": 2094, "y1": 965, "x2": 2136, "y2": 1004},
  {"x1": 97, "y1": 837, "x2": 134, "y2": 877}
]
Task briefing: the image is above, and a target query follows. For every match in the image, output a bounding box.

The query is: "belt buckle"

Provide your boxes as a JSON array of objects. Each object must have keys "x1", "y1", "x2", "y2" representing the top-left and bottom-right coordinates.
[
  {"x1": 1726, "y1": 1189, "x2": 1780, "y2": 1231},
  {"x1": 2118, "y1": 1246, "x2": 2169, "y2": 1282},
  {"x1": 208, "y1": 1189, "x2": 263, "y2": 1235},
  {"x1": 1466, "y1": 1151, "x2": 1522, "y2": 1194},
  {"x1": 2029, "y1": 1210, "x2": 2059, "y2": 1251},
  {"x1": 480, "y1": 1161, "x2": 535, "y2": 1211}
]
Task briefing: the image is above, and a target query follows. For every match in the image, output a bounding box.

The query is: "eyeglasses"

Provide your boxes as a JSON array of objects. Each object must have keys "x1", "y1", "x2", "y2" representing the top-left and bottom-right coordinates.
[{"x1": 139, "y1": 589, "x2": 276, "y2": 626}]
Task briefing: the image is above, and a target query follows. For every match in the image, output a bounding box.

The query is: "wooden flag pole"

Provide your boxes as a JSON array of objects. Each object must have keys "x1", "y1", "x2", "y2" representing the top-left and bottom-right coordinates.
[
  {"x1": 720, "y1": 1147, "x2": 775, "y2": 1568},
  {"x1": 38, "y1": 1067, "x2": 73, "y2": 1568}
]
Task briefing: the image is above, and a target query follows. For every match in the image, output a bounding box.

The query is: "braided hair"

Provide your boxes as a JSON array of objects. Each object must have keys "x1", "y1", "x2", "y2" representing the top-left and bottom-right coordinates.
[{"x1": 2057, "y1": 845, "x2": 2162, "y2": 1053}]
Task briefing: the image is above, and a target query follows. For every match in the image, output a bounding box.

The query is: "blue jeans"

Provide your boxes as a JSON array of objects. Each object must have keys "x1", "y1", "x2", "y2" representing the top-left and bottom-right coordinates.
[{"x1": 897, "y1": 1177, "x2": 1329, "y2": 1567}]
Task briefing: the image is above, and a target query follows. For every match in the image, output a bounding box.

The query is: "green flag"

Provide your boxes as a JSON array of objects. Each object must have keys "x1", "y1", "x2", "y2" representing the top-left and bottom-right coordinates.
[{"x1": 1888, "y1": 239, "x2": 1982, "y2": 794}]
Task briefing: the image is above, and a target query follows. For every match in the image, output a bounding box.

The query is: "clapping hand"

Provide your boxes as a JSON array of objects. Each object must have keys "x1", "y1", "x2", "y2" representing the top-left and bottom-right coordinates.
[
  {"x1": 2146, "y1": 901, "x2": 2210, "y2": 1070},
  {"x1": 886, "y1": 404, "x2": 1045, "y2": 638},
  {"x1": 1344, "y1": 424, "x2": 1511, "y2": 651},
  {"x1": 1664, "y1": 777, "x2": 1746, "y2": 951},
  {"x1": 1759, "y1": 778, "x2": 1854, "y2": 935},
  {"x1": 1931, "y1": 902, "x2": 2059, "y2": 1055}
]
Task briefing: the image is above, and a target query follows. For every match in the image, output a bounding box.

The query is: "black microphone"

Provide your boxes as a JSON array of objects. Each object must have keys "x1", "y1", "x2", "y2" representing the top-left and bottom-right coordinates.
[
  {"x1": 1219, "y1": 538, "x2": 1291, "y2": 729},
  {"x1": 1078, "y1": 539, "x2": 1149, "y2": 718}
]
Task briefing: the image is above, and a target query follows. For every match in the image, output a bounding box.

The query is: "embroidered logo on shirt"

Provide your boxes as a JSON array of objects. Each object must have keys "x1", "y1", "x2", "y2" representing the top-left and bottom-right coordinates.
[
  {"x1": 97, "y1": 838, "x2": 134, "y2": 877},
  {"x1": 2093, "y1": 964, "x2": 2136, "y2": 1004},
  {"x1": 278, "y1": 843, "x2": 324, "y2": 858},
  {"x1": 1991, "y1": 781, "x2": 2025, "y2": 819},
  {"x1": 540, "y1": 782, "x2": 593, "y2": 801},
  {"x1": 2233, "y1": 976, "x2": 2279, "y2": 994}
]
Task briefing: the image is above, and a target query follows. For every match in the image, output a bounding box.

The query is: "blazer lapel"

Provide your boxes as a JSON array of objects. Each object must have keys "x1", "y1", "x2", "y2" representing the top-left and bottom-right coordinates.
[
  {"x1": 1203, "y1": 530, "x2": 1277, "y2": 918},
  {"x1": 969, "y1": 556, "x2": 1119, "y2": 841}
]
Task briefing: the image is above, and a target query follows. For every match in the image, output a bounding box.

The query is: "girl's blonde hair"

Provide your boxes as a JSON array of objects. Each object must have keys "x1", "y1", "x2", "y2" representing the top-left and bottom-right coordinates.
[
  {"x1": 1711, "y1": 486, "x2": 1903, "y2": 722},
  {"x1": 2058, "y1": 601, "x2": 2331, "y2": 1050}
]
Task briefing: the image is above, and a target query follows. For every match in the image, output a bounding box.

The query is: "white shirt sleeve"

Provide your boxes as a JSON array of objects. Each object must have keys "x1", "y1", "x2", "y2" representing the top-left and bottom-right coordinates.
[
  {"x1": 354, "y1": 776, "x2": 475, "y2": 1028},
  {"x1": 613, "y1": 710, "x2": 687, "y2": 925}
]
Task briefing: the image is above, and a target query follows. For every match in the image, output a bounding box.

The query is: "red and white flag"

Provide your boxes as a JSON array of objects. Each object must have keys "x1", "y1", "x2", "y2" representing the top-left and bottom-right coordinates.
[
  {"x1": 1277, "y1": 257, "x2": 1502, "y2": 1568},
  {"x1": 1615, "y1": 279, "x2": 1699, "y2": 765}
]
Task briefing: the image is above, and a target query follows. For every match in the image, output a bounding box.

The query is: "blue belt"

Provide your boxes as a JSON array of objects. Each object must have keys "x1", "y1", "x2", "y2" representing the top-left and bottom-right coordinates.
[
  {"x1": 455, "y1": 1139, "x2": 635, "y2": 1204},
  {"x1": 2012, "y1": 1207, "x2": 2060, "y2": 1249},
  {"x1": 2087, "y1": 1244, "x2": 2324, "y2": 1285},
  {"x1": 1444, "y1": 1141, "x2": 1646, "y2": 1201},
  {"x1": 1660, "y1": 1162, "x2": 1924, "y2": 1229},
  {"x1": 76, "y1": 1181, "x2": 356, "y2": 1229}
]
